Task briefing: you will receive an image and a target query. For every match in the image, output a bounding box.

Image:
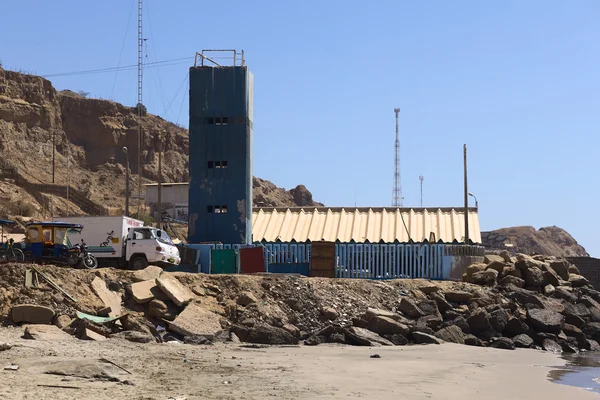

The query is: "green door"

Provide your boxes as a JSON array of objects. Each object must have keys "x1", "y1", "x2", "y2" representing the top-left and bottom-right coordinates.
[{"x1": 211, "y1": 249, "x2": 237, "y2": 274}]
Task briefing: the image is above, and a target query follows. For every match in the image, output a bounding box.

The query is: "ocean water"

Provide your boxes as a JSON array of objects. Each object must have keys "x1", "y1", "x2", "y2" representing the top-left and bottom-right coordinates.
[{"x1": 550, "y1": 352, "x2": 600, "y2": 394}]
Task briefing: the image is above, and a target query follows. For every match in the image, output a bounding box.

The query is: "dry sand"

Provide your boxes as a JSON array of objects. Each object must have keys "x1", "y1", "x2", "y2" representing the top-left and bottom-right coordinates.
[{"x1": 0, "y1": 326, "x2": 595, "y2": 400}]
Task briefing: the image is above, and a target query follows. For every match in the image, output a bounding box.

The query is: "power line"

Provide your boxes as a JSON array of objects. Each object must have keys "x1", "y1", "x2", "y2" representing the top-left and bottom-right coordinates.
[{"x1": 41, "y1": 57, "x2": 193, "y2": 78}]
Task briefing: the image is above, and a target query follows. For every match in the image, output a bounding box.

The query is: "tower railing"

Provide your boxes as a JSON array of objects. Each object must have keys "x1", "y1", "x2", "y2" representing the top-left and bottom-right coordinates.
[{"x1": 194, "y1": 50, "x2": 245, "y2": 67}]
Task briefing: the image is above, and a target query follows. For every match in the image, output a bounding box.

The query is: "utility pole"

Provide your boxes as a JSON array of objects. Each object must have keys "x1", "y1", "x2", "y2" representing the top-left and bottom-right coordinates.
[
  {"x1": 157, "y1": 130, "x2": 165, "y2": 225},
  {"x1": 136, "y1": 0, "x2": 144, "y2": 217},
  {"x1": 65, "y1": 131, "x2": 70, "y2": 216},
  {"x1": 392, "y1": 108, "x2": 403, "y2": 207},
  {"x1": 463, "y1": 144, "x2": 469, "y2": 244},
  {"x1": 123, "y1": 147, "x2": 130, "y2": 216},
  {"x1": 419, "y1": 175, "x2": 424, "y2": 207}
]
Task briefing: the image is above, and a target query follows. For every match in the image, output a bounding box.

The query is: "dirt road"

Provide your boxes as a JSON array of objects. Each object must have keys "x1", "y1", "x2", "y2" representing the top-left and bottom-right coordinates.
[{"x1": 0, "y1": 326, "x2": 594, "y2": 400}]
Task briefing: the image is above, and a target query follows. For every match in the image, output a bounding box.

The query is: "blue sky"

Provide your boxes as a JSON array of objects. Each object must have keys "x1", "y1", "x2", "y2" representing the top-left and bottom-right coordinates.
[{"x1": 1, "y1": 1, "x2": 599, "y2": 255}]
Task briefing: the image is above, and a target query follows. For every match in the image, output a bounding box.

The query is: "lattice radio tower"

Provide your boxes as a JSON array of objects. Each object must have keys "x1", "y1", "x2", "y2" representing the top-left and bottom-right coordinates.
[{"x1": 392, "y1": 108, "x2": 403, "y2": 207}]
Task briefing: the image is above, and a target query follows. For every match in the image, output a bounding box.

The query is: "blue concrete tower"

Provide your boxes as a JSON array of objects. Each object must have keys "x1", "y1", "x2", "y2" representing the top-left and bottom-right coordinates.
[{"x1": 188, "y1": 51, "x2": 253, "y2": 244}]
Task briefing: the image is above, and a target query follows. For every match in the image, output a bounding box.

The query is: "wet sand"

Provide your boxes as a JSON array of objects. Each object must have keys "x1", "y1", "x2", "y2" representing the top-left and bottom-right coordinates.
[{"x1": 0, "y1": 326, "x2": 596, "y2": 399}]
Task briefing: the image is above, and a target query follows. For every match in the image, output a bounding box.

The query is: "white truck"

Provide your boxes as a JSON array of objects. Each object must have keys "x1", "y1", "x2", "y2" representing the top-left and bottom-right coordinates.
[{"x1": 52, "y1": 216, "x2": 181, "y2": 269}]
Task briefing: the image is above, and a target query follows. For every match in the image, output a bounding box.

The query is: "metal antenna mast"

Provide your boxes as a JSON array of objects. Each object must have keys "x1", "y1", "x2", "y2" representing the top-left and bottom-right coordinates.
[
  {"x1": 392, "y1": 108, "x2": 403, "y2": 207},
  {"x1": 419, "y1": 175, "x2": 424, "y2": 207},
  {"x1": 136, "y1": 0, "x2": 143, "y2": 216}
]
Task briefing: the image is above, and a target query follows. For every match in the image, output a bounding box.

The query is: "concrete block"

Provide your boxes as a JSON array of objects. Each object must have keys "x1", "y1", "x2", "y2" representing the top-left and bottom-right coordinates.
[
  {"x1": 131, "y1": 280, "x2": 158, "y2": 304},
  {"x1": 12, "y1": 304, "x2": 55, "y2": 324},
  {"x1": 82, "y1": 328, "x2": 107, "y2": 341},
  {"x1": 156, "y1": 277, "x2": 194, "y2": 307},
  {"x1": 91, "y1": 277, "x2": 122, "y2": 317},
  {"x1": 23, "y1": 325, "x2": 73, "y2": 341},
  {"x1": 132, "y1": 265, "x2": 163, "y2": 282},
  {"x1": 168, "y1": 303, "x2": 222, "y2": 340}
]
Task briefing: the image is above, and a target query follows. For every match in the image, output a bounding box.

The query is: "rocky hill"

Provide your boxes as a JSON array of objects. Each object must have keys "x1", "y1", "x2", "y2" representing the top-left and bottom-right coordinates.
[
  {"x1": 0, "y1": 68, "x2": 320, "y2": 219},
  {"x1": 481, "y1": 226, "x2": 588, "y2": 258}
]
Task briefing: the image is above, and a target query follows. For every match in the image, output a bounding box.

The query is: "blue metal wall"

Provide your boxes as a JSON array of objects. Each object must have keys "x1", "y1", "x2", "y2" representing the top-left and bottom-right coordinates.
[{"x1": 188, "y1": 66, "x2": 254, "y2": 244}]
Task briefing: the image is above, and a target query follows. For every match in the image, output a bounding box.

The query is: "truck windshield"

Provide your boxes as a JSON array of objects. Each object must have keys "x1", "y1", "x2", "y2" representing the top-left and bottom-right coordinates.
[{"x1": 155, "y1": 230, "x2": 174, "y2": 245}]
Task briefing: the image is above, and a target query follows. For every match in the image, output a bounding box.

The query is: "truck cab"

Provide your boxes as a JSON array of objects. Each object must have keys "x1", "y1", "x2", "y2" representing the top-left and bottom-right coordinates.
[{"x1": 125, "y1": 227, "x2": 181, "y2": 269}]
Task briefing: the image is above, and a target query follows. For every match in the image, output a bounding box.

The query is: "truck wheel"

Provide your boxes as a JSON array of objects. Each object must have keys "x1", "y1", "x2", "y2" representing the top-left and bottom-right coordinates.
[{"x1": 130, "y1": 255, "x2": 148, "y2": 270}]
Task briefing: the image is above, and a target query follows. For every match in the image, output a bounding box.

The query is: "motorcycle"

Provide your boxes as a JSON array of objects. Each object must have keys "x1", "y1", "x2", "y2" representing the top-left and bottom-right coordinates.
[{"x1": 67, "y1": 239, "x2": 99, "y2": 269}]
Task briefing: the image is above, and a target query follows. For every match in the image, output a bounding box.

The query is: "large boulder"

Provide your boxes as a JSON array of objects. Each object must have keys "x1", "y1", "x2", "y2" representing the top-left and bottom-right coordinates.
[
  {"x1": 522, "y1": 267, "x2": 544, "y2": 287},
  {"x1": 527, "y1": 308, "x2": 564, "y2": 333},
  {"x1": 513, "y1": 334, "x2": 534, "y2": 348},
  {"x1": 434, "y1": 325, "x2": 465, "y2": 344},
  {"x1": 569, "y1": 265, "x2": 581, "y2": 275},
  {"x1": 542, "y1": 339, "x2": 563, "y2": 353},
  {"x1": 583, "y1": 322, "x2": 600, "y2": 342},
  {"x1": 418, "y1": 300, "x2": 441, "y2": 318},
  {"x1": 505, "y1": 266, "x2": 523, "y2": 279},
  {"x1": 12, "y1": 304, "x2": 55, "y2": 324},
  {"x1": 489, "y1": 309, "x2": 509, "y2": 333},
  {"x1": 429, "y1": 293, "x2": 453, "y2": 313},
  {"x1": 500, "y1": 275, "x2": 525, "y2": 288},
  {"x1": 486, "y1": 261, "x2": 507, "y2": 275},
  {"x1": 465, "y1": 263, "x2": 487, "y2": 281},
  {"x1": 542, "y1": 267, "x2": 561, "y2": 287},
  {"x1": 471, "y1": 270, "x2": 498, "y2": 286},
  {"x1": 562, "y1": 302, "x2": 591, "y2": 320},
  {"x1": 554, "y1": 287, "x2": 578, "y2": 303},
  {"x1": 485, "y1": 254, "x2": 505, "y2": 264},
  {"x1": 467, "y1": 309, "x2": 491, "y2": 332},
  {"x1": 550, "y1": 260, "x2": 570, "y2": 281},
  {"x1": 505, "y1": 317, "x2": 528, "y2": 336},
  {"x1": 444, "y1": 291, "x2": 473, "y2": 303},
  {"x1": 464, "y1": 334, "x2": 484, "y2": 347},
  {"x1": 412, "y1": 331, "x2": 444, "y2": 345},
  {"x1": 246, "y1": 324, "x2": 297, "y2": 345},
  {"x1": 399, "y1": 298, "x2": 425, "y2": 318},
  {"x1": 569, "y1": 274, "x2": 590, "y2": 288},
  {"x1": 345, "y1": 327, "x2": 394, "y2": 346},
  {"x1": 367, "y1": 316, "x2": 411, "y2": 337},
  {"x1": 563, "y1": 313, "x2": 586, "y2": 328},
  {"x1": 490, "y1": 337, "x2": 515, "y2": 350},
  {"x1": 506, "y1": 288, "x2": 544, "y2": 308},
  {"x1": 563, "y1": 323, "x2": 587, "y2": 349}
]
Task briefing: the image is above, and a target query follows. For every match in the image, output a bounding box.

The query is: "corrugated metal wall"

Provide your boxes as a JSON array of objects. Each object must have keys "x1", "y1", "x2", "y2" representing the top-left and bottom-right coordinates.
[{"x1": 188, "y1": 66, "x2": 253, "y2": 244}]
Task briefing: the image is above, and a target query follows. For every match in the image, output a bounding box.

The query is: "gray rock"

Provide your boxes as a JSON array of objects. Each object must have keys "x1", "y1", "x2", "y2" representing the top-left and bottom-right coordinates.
[
  {"x1": 321, "y1": 307, "x2": 339, "y2": 321},
  {"x1": 304, "y1": 335, "x2": 325, "y2": 346},
  {"x1": 112, "y1": 331, "x2": 155, "y2": 343},
  {"x1": 471, "y1": 270, "x2": 498, "y2": 286},
  {"x1": 489, "y1": 309, "x2": 509, "y2": 333},
  {"x1": 588, "y1": 339, "x2": 600, "y2": 352},
  {"x1": 429, "y1": 293, "x2": 453, "y2": 313},
  {"x1": 583, "y1": 322, "x2": 600, "y2": 342},
  {"x1": 399, "y1": 298, "x2": 425, "y2": 318},
  {"x1": 563, "y1": 324, "x2": 587, "y2": 349},
  {"x1": 554, "y1": 287, "x2": 578, "y2": 303},
  {"x1": 490, "y1": 337, "x2": 515, "y2": 350},
  {"x1": 485, "y1": 254, "x2": 505, "y2": 264},
  {"x1": 412, "y1": 331, "x2": 444, "y2": 345},
  {"x1": 544, "y1": 284, "x2": 556, "y2": 296},
  {"x1": 550, "y1": 260, "x2": 570, "y2": 281},
  {"x1": 522, "y1": 267, "x2": 544, "y2": 287},
  {"x1": 467, "y1": 309, "x2": 491, "y2": 332},
  {"x1": 507, "y1": 288, "x2": 544, "y2": 308},
  {"x1": 345, "y1": 327, "x2": 394, "y2": 346},
  {"x1": 564, "y1": 313, "x2": 585, "y2": 328},
  {"x1": 367, "y1": 316, "x2": 410, "y2": 337},
  {"x1": 364, "y1": 308, "x2": 398, "y2": 321},
  {"x1": 464, "y1": 334, "x2": 484, "y2": 347},
  {"x1": 328, "y1": 333, "x2": 346, "y2": 344},
  {"x1": 499, "y1": 250, "x2": 512, "y2": 263},
  {"x1": 418, "y1": 283, "x2": 440, "y2": 294},
  {"x1": 500, "y1": 275, "x2": 525, "y2": 288},
  {"x1": 418, "y1": 300, "x2": 441, "y2": 318},
  {"x1": 527, "y1": 308, "x2": 564, "y2": 333},
  {"x1": 563, "y1": 302, "x2": 591, "y2": 320},
  {"x1": 486, "y1": 260, "x2": 507, "y2": 275},
  {"x1": 513, "y1": 334, "x2": 534, "y2": 348},
  {"x1": 569, "y1": 265, "x2": 581, "y2": 275},
  {"x1": 542, "y1": 267, "x2": 561, "y2": 287},
  {"x1": 569, "y1": 274, "x2": 590, "y2": 288},
  {"x1": 382, "y1": 333, "x2": 408, "y2": 345},
  {"x1": 434, "y1": 325, "x2": 465, "y2": 344},
  {"x1": 246, "y1": 324, "x2": 298, "y2": 345},
  {"x1": 505, "y1": 317, "x2": 525, "y2": 335},
  {"x1": 237, "y1": 292, "x2": 258, "y2": 307},
  {"x1": 542, "y1": 339, "x2": 563, "y2": 353},
  {"x1": 443, "y1": 290, "x2": 473, "y2": 303}
]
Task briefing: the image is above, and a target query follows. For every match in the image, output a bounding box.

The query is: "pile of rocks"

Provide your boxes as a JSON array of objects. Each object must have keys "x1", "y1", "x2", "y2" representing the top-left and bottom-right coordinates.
[{"x1": 293, "y1": 254, "x2": 600, "y2": 352}]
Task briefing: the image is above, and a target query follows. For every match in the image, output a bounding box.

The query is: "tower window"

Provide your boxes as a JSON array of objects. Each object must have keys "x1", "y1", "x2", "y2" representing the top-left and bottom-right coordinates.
[
  {"x1": 207, "y1": 160, "x2": 228, "y2": 169},
  {"x1": 221, "y1": 205, "x2": 228, "y2": 213}
]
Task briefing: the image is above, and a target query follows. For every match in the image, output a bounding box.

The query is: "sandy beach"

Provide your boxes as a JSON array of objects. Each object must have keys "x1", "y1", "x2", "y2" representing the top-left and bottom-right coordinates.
[{"x1": 0, "y1": 326, "x2": 595, "y2": 400}]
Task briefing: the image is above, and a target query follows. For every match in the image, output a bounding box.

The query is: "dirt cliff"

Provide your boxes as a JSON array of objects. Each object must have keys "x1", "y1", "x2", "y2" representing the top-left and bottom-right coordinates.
[
  {"x1": 481, "y1": 226, "x2": 588, "y2": 257},
  {"x1": 0, "y1": 68, "x2": 320, "y2": 218}
]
